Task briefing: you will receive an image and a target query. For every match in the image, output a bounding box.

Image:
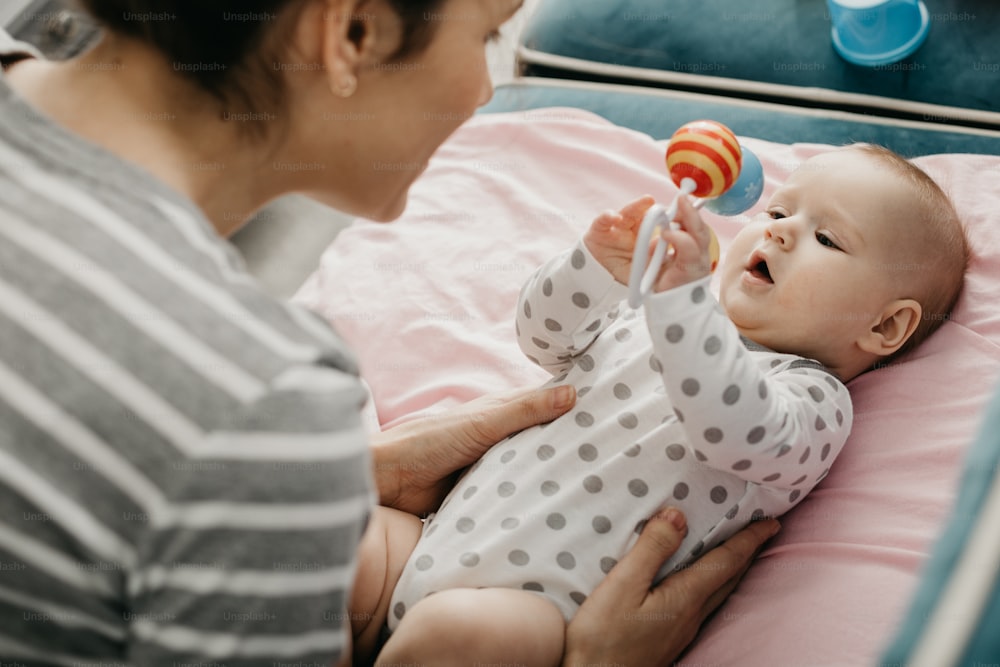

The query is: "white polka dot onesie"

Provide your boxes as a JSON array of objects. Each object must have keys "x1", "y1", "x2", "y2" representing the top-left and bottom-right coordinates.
[{"x1": 389, "y1": 239, "x2": 853, "y2": 626}]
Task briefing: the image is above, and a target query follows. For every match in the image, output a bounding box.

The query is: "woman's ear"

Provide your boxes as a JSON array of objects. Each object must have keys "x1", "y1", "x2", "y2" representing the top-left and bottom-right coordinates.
[
  {"x1": 320, "y1": 0, "x2": 364, "y2": 97},
  {"x1": 859, "y1": 298, "x2": 922, "y2": 357},
  {"x1": 317, "y1": 0, "x2": 400, "y2": 97}
]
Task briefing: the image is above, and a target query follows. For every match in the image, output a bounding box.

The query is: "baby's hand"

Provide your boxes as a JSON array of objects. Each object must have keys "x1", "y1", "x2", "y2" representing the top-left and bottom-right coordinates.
[
  {"x1": 651, "y1": 195, "x2": 715, "y2": 293},
  {"x1": 583, "y1": 196, "x2": 656, "y2": 285}
]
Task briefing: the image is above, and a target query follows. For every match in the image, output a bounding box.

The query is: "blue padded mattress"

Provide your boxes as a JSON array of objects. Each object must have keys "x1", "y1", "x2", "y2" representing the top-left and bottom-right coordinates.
[
  {"x1": 482, "y1": 78, "x2": 1000, "y2": 156},
  {"x1": 516, "y1": 0, "x2": 1000, "y2": 130}
]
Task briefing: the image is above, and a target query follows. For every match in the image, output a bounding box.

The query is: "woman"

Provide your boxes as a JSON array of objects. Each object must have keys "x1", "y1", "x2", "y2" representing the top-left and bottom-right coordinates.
[{"x1": 0, "y1": 0, "x2": 778, "y2": 664}]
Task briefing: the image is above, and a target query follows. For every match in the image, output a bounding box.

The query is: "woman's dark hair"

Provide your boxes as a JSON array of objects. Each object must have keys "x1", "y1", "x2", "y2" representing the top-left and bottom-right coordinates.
[{"x1": 73, "y1": 0, "x2": 447, "y2": 115}]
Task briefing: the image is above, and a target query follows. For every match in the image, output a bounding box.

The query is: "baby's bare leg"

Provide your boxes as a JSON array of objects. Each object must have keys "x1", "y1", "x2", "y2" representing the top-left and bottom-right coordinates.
[
  {"x1": 376, "y1": 587, "x2": 566, "y2": 667},
  {"x1": 349, "y1": 506, "x2": 422, "y2": 662}
]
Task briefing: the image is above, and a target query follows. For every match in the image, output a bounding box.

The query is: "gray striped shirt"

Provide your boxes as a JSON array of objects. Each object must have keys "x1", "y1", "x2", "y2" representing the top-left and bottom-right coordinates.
[{"x1": 0, "y1": 45, "x2": 373, "y2": 666}]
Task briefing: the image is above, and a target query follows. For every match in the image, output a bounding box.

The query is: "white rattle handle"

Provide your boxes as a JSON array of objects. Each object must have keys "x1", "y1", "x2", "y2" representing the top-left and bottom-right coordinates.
[{"x1": 626, "y1": 178, "x2": 697, "y2": 308}]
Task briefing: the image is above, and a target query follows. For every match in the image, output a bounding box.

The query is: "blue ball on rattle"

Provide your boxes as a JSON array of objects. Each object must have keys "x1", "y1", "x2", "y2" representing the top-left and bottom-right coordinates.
[{"x1": 702, "y1": 145, "x2": 765, "y2": 216}]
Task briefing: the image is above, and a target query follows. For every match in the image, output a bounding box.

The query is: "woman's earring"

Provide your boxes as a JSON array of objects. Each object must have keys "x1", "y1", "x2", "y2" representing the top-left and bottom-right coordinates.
[{"x1": 333, "y1": 72, "x2": 357, "y2": 98}]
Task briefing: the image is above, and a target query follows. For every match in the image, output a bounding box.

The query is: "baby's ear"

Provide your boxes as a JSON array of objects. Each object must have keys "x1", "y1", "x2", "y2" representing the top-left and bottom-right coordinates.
[{"x1": 859, "y1": 298, "x2": 922, "y2": 357}]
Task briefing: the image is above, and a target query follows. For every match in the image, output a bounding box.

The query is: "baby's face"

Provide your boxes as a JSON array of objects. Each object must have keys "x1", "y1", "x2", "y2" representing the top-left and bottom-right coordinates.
[{"x1": 719, "y1": 149, "x2": 914, "y2": 374}]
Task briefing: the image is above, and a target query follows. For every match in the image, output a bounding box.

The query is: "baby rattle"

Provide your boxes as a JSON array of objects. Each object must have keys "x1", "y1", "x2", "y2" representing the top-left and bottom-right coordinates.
[{"x1": 626, "y1": 120, "x2": 765, "y2": 308}]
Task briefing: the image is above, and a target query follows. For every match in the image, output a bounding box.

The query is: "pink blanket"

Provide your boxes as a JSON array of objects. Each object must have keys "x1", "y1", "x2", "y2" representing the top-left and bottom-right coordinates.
[{"x1": 294, "y1": 109, "x2": 1000, "y2": 666}]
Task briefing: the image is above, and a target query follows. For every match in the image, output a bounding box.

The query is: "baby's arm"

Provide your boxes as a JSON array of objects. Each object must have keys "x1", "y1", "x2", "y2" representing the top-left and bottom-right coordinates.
[
  {"x1": 646, "y1": 277, "x2": 853, "y2": 490},
  {"x1": 516, "y1": 198, "x2": 655, "y2": 375},
  {"x1": 516, "y1": 240, "x2": 630, "y2": 375}
]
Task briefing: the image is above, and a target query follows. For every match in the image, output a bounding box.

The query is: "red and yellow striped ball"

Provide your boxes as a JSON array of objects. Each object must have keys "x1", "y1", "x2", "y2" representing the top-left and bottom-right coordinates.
[{"x1": 666, "y1": 120, "x2": 742, "y2": 199}]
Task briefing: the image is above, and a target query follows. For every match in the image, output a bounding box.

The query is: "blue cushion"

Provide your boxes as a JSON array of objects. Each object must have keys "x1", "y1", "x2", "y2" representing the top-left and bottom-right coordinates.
[
  {"x1": 518, "y1": 0, "x2": 1000, "y2": 128},
  {"x1": 881, "y1": 381, "x2": 1000, "y2": 665},
  {"x1": 483, "y1": 79, "x2": 1000, "y2": 156}
]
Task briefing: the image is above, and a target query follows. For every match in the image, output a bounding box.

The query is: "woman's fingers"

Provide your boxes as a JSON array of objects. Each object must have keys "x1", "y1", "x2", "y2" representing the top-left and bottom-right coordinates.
[
  {"x1": 598, "y1": 509, "x2": 688, "y2": 606},
  {"x1": 663, "y1": 519, "x2": 781, "y2": 613},
  {"x1": 466, "y1": 384, "x2": 577, "y2": 443},
  {"x1": 428, "y1": 384, "x2": 578, "y2": 466},
  {"x1": 370, "y1": 384, "x2": 577, "y2": 515}
]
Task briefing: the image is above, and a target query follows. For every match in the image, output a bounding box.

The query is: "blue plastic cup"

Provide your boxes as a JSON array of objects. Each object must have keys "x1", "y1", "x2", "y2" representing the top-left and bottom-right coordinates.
[{"x1": 826, "y1": 0, "x2": 930, "y2": 66}]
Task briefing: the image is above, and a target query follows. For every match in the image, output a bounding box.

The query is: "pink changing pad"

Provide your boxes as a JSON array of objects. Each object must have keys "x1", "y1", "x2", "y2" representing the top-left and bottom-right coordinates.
[{"x1": 294, "y1": 109, "x2": 1000, "y2": 666}]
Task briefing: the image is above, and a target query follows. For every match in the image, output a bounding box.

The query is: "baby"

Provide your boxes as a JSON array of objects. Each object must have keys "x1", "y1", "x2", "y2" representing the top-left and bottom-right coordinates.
[{"x1": 349, "y1": 144, "x2": 968, "y2": 666}]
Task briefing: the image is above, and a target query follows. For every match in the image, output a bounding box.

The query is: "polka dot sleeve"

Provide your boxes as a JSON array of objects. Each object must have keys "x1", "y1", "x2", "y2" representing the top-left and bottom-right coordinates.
[
  {"x1": 516, "y1": 240, "x2": 629, "y2": 376},
  {"x1": 645, "y1": 277, "x2": 853, "y2": 491}
]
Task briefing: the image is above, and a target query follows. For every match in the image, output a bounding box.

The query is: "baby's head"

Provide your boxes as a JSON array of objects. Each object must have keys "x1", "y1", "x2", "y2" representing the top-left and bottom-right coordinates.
[{"x1": 719, "y1": 144, "x2": 969, "y2": 382}]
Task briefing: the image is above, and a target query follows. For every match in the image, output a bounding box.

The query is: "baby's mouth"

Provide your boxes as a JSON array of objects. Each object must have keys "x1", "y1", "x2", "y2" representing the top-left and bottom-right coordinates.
[
  {"x1": 746, "y1": 250, "x2": 774, "y2": 284},
  {"x1": 751, "y1": 260, "x2": 772, "y2": 283}
]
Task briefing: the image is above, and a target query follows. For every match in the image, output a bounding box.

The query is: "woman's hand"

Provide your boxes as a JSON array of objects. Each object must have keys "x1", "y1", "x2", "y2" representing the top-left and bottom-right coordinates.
[
  {"x1": 583, "y1": 195, "x2": 657, "y2": 284},
  {"x1": 563, "y1": 509, "x2": 781, "y2": 667},
  {"x1": 369, "y1": 384, "x2": 576, "y2": 516}
]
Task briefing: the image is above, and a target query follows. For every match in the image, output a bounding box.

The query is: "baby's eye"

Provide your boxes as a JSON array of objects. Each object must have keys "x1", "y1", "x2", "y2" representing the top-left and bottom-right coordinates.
[
  {"x1": 816, "y1": 233, "x2": 841, "y2": 250},
  {"x1": 767, "y1": 210, "x2": 786, "y2": 220}
]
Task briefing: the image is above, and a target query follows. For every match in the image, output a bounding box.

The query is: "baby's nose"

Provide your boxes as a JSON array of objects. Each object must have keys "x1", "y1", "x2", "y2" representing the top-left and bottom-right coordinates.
[{"x1": 764, "y1": 224, "x2": 790, "y2": 247}]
